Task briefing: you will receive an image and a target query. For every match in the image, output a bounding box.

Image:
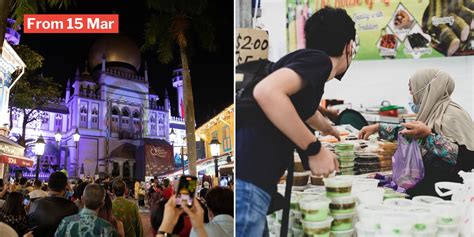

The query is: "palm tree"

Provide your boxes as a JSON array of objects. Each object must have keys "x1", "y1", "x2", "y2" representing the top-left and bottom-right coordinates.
[
  {"x1": 0, "y1": 0, "x2": 72, "y2": 53},
  {"x1": 143, "y1": 0, "x2": 215, "y2": 176}
]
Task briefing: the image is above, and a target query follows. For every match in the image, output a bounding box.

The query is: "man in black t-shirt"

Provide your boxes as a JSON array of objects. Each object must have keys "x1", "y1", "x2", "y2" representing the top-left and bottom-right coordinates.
[{"x1": 236, "y1": 7, "x2": 357, "y2": 237}]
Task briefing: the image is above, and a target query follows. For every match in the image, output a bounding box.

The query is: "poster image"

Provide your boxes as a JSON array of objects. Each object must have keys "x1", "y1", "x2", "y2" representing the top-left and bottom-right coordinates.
[{"x1": 286, "y1": 0, "x2": 474, "y2": 60}]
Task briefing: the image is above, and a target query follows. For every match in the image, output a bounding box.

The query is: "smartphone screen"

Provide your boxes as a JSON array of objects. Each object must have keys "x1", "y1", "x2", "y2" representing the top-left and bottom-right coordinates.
[
  {"x1": 176, "y1": 175, "x2": 197, "y2": 207},
  {"x1": 23, "y1": 198, "x2": 30, "y2": 206}
]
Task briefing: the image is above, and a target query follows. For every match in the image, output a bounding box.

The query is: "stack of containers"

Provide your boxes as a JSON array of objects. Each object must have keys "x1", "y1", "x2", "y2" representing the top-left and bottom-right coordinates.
[
  {"x1": 354, "y1": 152, "x2": 380, "y2": 175},
  {"x1": 378, "y1": 142, "x2": 397, "y2": 171},
  {"x1": 335, "y1": 143, "x2": 356, "y2": 175},
  {"x1": 298, "y1": 196, "x2": 333, "y2": 237},
  {"x1": 355, "y1": 198, "x2": 464, "y2": 237},
  {"x1": 325, "y1": 177, "x2": 356, "y2": 237}
]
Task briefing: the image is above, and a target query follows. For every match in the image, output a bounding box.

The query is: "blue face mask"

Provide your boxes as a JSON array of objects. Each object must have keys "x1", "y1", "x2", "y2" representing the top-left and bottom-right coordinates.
[{"x1": 408, "y1": 97, "x2": 420, "y2": 113}]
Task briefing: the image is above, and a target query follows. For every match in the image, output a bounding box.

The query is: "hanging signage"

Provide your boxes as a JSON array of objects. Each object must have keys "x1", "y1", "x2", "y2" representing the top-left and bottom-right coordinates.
[
  {"x1": 286, "y1": 0, "x2": 474, "y2": 59},
  {"x1": 235, "y1": 28, "x2": 269, "y2": 65},
  {"x1": 0, "y1": 154, "x2": 34, "y2": 167}
]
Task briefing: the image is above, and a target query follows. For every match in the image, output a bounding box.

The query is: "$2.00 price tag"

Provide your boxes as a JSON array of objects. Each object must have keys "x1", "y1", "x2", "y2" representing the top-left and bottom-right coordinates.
[{"x1": 236, "y1": 28, "x2": 269, "y2": 65}]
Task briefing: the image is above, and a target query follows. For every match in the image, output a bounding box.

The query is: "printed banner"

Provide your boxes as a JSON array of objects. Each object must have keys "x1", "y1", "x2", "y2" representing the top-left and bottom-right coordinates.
[
  {"x1": 286, "y1": 0, "x2": 474, "y2": 59},
  {"x1": 145, "y1": 141, "x2": 173, "y2": 176}
]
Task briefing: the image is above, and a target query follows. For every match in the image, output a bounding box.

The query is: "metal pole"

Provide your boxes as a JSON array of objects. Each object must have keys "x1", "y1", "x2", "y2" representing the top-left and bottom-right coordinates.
[
  {"x1": 214, "y1": 156, "x2": 219, "y2": 179},
  {"x1": 237, "y1": 0, "x2": 253, "y2": 28},
  {"x1": 56, "y1": 143, "x2": 60, "y2": 170},
  {"x1": 181, "y1": 146, "x2": 185, "y2": 175},
  {"x1": 75, "y1": 142, "x2": 79, "y2": 178},
  {"x1": 35, "y1": 155, "x2": 41, "y2": 181}
]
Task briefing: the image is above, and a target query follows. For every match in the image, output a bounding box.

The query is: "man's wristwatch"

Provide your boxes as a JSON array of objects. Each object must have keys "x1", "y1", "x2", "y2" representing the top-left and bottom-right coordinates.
[
  {"x1": 301, "y1": 140, "x2": 322, "y2": 156},
  {"x1": 297, "y1": 140, "x2": 322, "y2": 171}
]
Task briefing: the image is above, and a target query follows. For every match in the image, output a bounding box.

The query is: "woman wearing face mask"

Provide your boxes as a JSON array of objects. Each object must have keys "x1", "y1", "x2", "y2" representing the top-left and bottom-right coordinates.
[{"x1": 359, "y1": 69, "x2": 474, "y2": 197}]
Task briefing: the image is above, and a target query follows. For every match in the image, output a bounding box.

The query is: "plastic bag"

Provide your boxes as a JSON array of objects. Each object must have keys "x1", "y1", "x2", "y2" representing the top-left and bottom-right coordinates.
[{"x1": 392, "y1": 135, "x2": 424, "y2": 189}]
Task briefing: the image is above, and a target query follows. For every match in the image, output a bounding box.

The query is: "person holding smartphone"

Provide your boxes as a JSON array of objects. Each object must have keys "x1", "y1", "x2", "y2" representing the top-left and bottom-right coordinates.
[
  {"x1": 236, "y1": 6, "x2": 357, "y2": 236},
  {"x1": 0, "y1": 192, "x2": 28, "y2": 236}
]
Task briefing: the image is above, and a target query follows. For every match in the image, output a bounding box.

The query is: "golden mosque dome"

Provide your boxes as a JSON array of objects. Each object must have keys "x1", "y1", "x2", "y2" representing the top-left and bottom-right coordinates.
[{"x1": 88, "y1": 34, "x2": 141, "y2": 72}]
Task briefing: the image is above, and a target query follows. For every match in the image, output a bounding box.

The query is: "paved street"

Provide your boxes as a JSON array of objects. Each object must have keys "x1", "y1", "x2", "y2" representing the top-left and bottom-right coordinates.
[{"x1": 139, "y1": 210, "x2": 153, "y2": 237}]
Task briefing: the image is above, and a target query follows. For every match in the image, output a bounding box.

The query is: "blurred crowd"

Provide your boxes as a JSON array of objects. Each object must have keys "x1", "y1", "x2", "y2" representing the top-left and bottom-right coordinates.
[{"x1": 0, "y1": 173, "x2": 234, "y2": 237}]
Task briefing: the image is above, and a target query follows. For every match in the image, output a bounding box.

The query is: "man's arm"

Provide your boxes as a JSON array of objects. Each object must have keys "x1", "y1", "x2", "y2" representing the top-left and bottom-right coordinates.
[
  {"x1": 306, "y1": 111, "x2": 340, "y2": 140},
  {"x1": 253, "y1": 68, "x2": 316, "y2": 149}
]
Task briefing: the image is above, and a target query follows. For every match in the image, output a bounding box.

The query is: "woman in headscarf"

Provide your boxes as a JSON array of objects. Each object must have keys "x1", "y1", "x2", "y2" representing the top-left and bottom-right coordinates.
[{"x1": 359, "y1": 69, "x2": 474, "y2": 197}]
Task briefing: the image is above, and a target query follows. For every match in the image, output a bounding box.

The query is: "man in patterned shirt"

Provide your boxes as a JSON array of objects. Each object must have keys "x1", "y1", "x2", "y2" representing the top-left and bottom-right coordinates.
[
  {"x1": 112, "y1": 179, "x2": 143, "y2": 237},
  {"x1": 55, "y1": 184, "x2": 119, "y2": 237}
]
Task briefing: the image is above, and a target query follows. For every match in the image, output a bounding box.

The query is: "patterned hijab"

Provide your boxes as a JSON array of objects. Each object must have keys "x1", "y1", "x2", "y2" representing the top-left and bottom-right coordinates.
[{"x1": 410, "y1": 69, "x2": 474, "y2": 151}]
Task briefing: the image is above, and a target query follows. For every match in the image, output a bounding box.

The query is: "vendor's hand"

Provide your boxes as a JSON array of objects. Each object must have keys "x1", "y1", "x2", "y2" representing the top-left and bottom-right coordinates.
[
  {"x1": 359, "y1": 124, "x2": 380, "y2": 140},
  {"x1": 181, "y1": 198, "x2": 206, "y2": 230},
  {"x1": 159, "y1": 196, "x2": 184, "y2": 233},
  {"x1": 400, "y1": 121, "x2": 431, "y2": 139},
  {"x1": 309, "y1": 147, "x2": 339, "y2": 177},
  {"x1": 322, "y1": 126, "x2": 341, "y2": 141}
]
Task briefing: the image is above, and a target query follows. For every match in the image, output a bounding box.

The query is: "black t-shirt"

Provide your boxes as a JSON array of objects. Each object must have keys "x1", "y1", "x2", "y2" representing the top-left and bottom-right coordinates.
[
  {"x1": 236, "y1": 49, "x2": 332, "y2": 195},
  {"x1": 28, "y1": 196, "x2": 79, "y2": 237}
]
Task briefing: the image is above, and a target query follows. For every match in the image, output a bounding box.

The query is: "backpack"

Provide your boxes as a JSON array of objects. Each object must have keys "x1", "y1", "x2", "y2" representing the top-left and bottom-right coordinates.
[
  {"x1": 235, "y1": 59, "x2": 274, "y2": 104},
  {"x1": 236, "y1": 59, "x2": 294, "y2": 237}
]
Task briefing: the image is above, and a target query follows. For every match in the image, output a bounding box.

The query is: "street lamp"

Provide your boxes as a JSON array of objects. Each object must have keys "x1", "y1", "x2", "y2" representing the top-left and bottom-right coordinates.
[
  {"x1": 210, "y1": 137, "x2": 221, "y2": 178},
  {"x1": 169, "y1": 128, "x2": 176, "y2": 145},
  {"x1": 55, "y1": 128, "x2": 80, "y2": 178},
  {"x1": 73, "y1": 128, "x2": 80, "y2": 178},
  {"x1": 35, "y1": 134, "x2": 46, "y2": 181}
]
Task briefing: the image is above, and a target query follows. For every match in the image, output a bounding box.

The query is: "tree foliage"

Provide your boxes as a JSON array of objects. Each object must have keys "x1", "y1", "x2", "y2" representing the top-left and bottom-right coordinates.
[
  {"x1": 142, "y1": 0, "x2": 216, "y2": 64},
  {"x1": 9, "y1": 45, "x2": 62, "y2": 146},
  {"x1": 10, "y1": 0, "x2": 73, "y2": 26}
]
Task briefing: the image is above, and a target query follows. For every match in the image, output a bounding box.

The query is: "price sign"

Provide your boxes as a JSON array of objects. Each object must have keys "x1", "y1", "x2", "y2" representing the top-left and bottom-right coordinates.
[{"x1": 236, "y1": 28, "x2": 269, "y2": 65}]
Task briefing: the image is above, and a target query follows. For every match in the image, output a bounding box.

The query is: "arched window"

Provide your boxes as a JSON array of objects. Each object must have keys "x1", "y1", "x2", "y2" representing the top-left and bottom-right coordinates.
[
  {"x1": 54, "y1": 114, "x2": 62, "y2": 131},
  {"x1": 111, "y1": 106, "x2": 120, "y2": 133},
  {"x1": 91, "y1": 106, "x2": 99, "y2": 130},
  {"x1": 121, "y1": 107, "x2": 130, "y2": 128},
  {"x1": 150, "y1": 113, "x2": 157, "y2": 135},
  {"x1": 222, "y1": 125, "x2": 232, "y2": 152},
  {"x1": 41, "y1": 112, "x2": 50, "y2": 130},
  {"x1": 79, "y1": 105, "x2": 88, "y2": 128}
]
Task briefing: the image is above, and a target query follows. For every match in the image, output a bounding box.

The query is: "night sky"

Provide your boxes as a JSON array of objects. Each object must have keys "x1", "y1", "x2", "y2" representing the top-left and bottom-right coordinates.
[{"x1": 19, "y1": 0, "x2": 233, "y2": 127}]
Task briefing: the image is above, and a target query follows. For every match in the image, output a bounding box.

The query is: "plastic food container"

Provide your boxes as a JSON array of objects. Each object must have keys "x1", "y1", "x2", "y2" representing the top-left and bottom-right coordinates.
[
  {"x1": 303, "y1": 186, "x2": 326, "y2": 195},
  {"x1": 356, "y1": 204, "x2": 386, "y2": 230},
  {"x1": 380, "y1": 213, "x2": 414, "y2": 236},
  {"x1": 412, "y1": 196, "x2": 443, "y2": 206},
  {"x1": 355, "y1": 187, "x2": 384, "y2": 205},
  {"x1": 352, "y1": 178, "x2": 380, "y2": 190},
  {"x1": 324, "y1": 177, "x2": 352, "y2": 198},
  {"x1": 290, "y1": 193, "x2": 299, "y2": 210},
  {"x1": 329, "y1": 196, "x2": 356, "y2": 214},
  {"x1": 409, "y1": 207, "x2": 437, "y2": 232},
  {"x1": 310, "y1": 175, "x2": 325, "y2": 186},
  {"x1": 355, "y1": 222, "x2": 377, "y2": 237},
  {"x1": 293, "y1": 172, "x2": 310, "y2": 186},
  {"x1": 299, "y1": 197, "x2": 331, "y2": 222},
  {"x1": 330, "y1": 228, "x2": 354, "y2": 237},
  {"x1": 432, "y1": 201, "x2": 462, "y2": 225},
  {"x1": 292, "y1": 210, "x2": 303, "y2": 229},
  {"x1": 330, "y1": 212, "x2": 354, "y2": 231},
  {"x1": 301, "y1": 216, "x2": 333, "y2": 237},
  {"x1": 383, "y1": 198, "x2": 413, "y2": 209},
  {"x1": 412, "y1": 229, "x2": 437, "y2": 237},
  {"x1": 292, "y1": 227, "x2": 304, "y2": 237}
]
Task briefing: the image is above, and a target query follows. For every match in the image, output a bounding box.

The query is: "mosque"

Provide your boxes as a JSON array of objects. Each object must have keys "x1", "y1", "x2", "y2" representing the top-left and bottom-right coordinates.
[{"x1": 8, "y1": 34, "x2": 189, "y2": 180}]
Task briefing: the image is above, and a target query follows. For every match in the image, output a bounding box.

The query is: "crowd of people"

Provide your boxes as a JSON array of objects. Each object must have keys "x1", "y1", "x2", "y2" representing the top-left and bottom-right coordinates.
[{"x1": 0, "y1": 172, "x2": 234, "y2": 237}]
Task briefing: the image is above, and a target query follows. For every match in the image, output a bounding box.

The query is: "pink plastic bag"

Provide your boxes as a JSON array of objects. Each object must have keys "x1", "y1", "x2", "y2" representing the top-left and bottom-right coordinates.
[{"x1": 392, "y1": 135, "x2": 425, "y2": 189}]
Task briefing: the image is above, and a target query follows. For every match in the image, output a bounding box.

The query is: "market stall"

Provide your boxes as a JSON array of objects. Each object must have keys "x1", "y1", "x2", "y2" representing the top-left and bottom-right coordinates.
[
  {"x1": 268, "y1": 125, "x2": 473, "y2": 237},
  {"x1": 0, "y1": 136, "x2": 33, "y2": 180}
]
